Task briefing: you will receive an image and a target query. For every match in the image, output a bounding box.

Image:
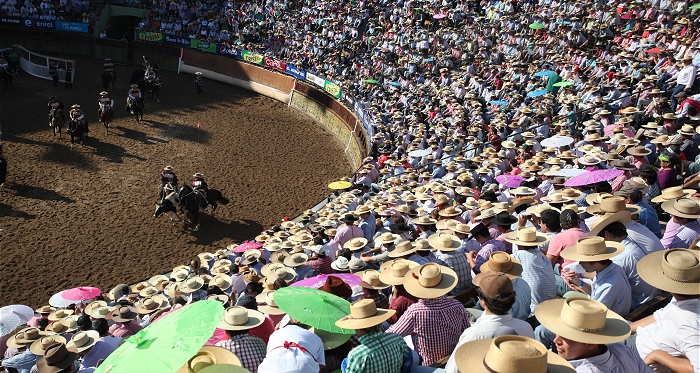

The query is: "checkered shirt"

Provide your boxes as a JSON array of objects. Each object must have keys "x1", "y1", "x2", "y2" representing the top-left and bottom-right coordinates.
[
  {"x1": 474, "y1": 239, "x2": 507, "y2": 273},
  {"x1": 363, "y1": 292, "x2": 390, "y2": 309},
  {"x1": 345, "y1": 331, "x2": 408, "y2": 373},
  {"x1": 215, "y1": 334, "x2": 267, "y2": 373},
  {"x1": 386, "y1": 296, "x2": 471, "y2": 365},
  {"x1": 437, "y1": 251, "x2": 473, "y2": 295}
]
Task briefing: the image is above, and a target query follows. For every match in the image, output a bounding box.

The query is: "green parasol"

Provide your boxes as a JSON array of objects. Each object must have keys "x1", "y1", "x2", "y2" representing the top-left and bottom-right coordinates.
[
  {"x1": 95, "y1": 300, "x2": 225, "y2": 373},
  {"x1": 274, "y1": 287, "x2": 354, "y2": 334},
  {"x1": 553, "y1": 81, "x2": 574, "y2": 87},
  {"x1": 328, "y1": 181, "x2": 352, "y2": 190},
  {"x1": 690, "y1": 3, "x2": 700, "y2": 9},
  {"x1": 529, "y1": 23, "x2": 545, "y2": 29},
  {"x1": 365, "y1": 79, "x2": 379, "y2": 84}
]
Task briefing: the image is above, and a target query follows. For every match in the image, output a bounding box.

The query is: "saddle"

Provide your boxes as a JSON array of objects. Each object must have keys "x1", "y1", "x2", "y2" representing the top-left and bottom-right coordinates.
[{"x1": 193, "y1": 189, "x2": 209, "y2": 211}]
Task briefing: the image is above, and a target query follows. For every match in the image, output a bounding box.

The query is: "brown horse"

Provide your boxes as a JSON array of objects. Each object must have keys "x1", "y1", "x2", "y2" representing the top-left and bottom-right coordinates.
[
  {"x1": 127, "y1": 98, "x2": 144, "y2": 123},
  {"x1": 99, "y1": 106, "x2": 112, "y2": 135},
  {"x1": 50, "y1": 108, "x2": 64, "y2": 138}
]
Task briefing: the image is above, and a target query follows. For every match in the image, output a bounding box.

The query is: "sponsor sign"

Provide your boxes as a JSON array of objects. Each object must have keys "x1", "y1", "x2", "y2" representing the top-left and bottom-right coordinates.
[
  {"x1": 134, "y1": 30, "x2": 164, "y2": 43},
  {"x1": 285, "y1": 63, "x2": 306, "y2": 80},
  {"x1": 55, "y1": 21, "x2": 88, "y2": 33},
  {"x1": 263, "y1": 56, "x2": 286, "y2": 73},
  {"x1": 23, "y1": 18, "x2": 54, "y2": 29},
  {"x1": 241, "y1": 50, "x2": 263, "y2": 65},
  {"x1": 218, "y1": 44, "x2": 242, "y2": 59},
  {"x1": 0, "y1": 17, "x2": 21, "y2": 25},
  {"x1": 163, "y1": 33, "x2": 190, "y2": 47},
  {"x1": 324, "y1": 80, "x2": 341, "y2": 98},
  {"x1": 190, "y1": 38, "x2": 216, "y2": 53},
  {"x1": 306, "y1": 72, "x2": 325, "y2": 87}
]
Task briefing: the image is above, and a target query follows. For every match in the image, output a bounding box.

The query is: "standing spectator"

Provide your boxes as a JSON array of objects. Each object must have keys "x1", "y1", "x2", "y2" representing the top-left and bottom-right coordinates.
[
  {"x1": 48, "y1": 61, "x2": 58, "y2": 87},
  {"x1": 195, "y1": 71, "x2": 204, "y2": 95},
  {"x1": 64, "y1": 65, "x2": 73, "y2": 89}
]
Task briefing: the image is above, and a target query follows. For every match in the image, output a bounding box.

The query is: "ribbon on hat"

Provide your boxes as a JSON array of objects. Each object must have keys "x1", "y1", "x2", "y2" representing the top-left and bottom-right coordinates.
[{"x1": 270, "y1": 341, "x2": 319, "y2": 363}]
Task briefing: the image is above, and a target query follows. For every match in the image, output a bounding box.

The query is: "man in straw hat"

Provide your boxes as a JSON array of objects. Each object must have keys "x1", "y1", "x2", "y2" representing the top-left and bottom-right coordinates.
[
  {"x1": 628, "y1": 249, "x2": 700, "y2": 373},
  {"x1": 387, "y1": 263, "x2": 471, "y2": 365},
  {"x1": 108, "y1": 306, "x2": 142, "y2": 338},
  {"x1": 547, "y1": 209, "x2": 588, "y2": 296},
  {"x1": 615, "y1": 185, "x2": 661, "y2": 238},
  {"x1": 335, "y1": 299, "x2": 408, "y2": 372},
  {"x1": 79, "y1": 319, "x2": 120, "y2": 369},
  {"x1": 429, "y1": 232, "x2": 473, "y2": 295},
  {"x1": 660, "y1": 198, "x2": 700, "y2": 249},
  {"x1": 2, "y1": 327, "x2": 48, "y2": 372},
  {"x1": 34, "y1": 342, "x2": 79, "y2": 373},
  {"x1": 534, "y1": 298, "x2": 651, "y2": 372},
  {"x1": 215, "y1": 306, "x2": 267, "y2": 373},
  {"x1": 379, "y1": 259, "x2": 419, "y2": 325},
  {"x1": 331, "y1": 213, "x2": 364, "y2": 248},
  {"x1": 468, "y1": 223, "x2": 508, "y2": 274}
]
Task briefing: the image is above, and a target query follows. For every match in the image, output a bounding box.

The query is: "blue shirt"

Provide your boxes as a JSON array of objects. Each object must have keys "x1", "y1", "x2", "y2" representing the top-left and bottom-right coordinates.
[
  {"x1": 511, "y1": 277, "x2": 532, "y2": 321},
  {"x1": 569, "y1": 343, "x2": 654, "y2": 373},
  {"x1": 614, "y1": 238, "x2": 659, "y2": 310},
  {"x1": 591, "y1": 263, "x2": 632, "y2": 317},
  {"x1": 1, "y1": 350, "x2": 40, "y2": 373},
  {"x1": 359, "y1": 214, "x2": 376, "y2": 245},
  {"x1": 511, "y1": 248, "x2": 557, "y2": 316},
  {"x1": 635, "y1": 200, "x2": 661, "y2": 238}
]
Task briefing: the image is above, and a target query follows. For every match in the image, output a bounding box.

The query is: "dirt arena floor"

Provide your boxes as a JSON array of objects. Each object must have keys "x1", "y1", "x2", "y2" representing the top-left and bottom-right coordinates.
[{"x1": 0, "y1": 56, "x2": 352, "y2": 307}]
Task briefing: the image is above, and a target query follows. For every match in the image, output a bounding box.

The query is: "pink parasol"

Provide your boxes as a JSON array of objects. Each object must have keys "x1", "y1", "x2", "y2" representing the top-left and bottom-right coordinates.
[
  {"x1": 604, "y1": 125, "x2": 635, "y2": 137},
  {"x1": 62, "y1": 286, "x2": 101, "y2": 301},
  {"x1": 645, "y1": 47, "x2": 661, "y2": 54},
  {"x1": 563, "y1": 169, "x2": 623, "y2": 187},
  {"x1": 433, "y1": 13, "x2": 447, "y2": 19},
  {"x1": 232, "y1": 241, "x2": 264, "y2": 253},
  {"x1": 290, "y1": 274, "x2": 362, "y2": 289},
  {"x1": 496, "y1": 174, "x2": 526, "y2": 188}
]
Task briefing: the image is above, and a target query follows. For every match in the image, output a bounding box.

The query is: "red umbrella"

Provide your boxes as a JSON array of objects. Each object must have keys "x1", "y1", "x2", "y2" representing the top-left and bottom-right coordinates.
[
  {"x1": 62, "y1": 286, "x2": 101, "y2": 301},
  {"x1": 563, "y1": 169, "x2": 623, "y2": 187},
  {"x1": 645, "y1": 47, "x2": 661, "y2": 54},
  {"x1": 232, "y1": 240, "x2": 264, "y2": 253}
]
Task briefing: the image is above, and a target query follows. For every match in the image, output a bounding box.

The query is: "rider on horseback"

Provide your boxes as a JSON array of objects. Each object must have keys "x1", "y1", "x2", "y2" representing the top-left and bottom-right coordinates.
[
  {"x1": 159, "y1": 165, "x2": 179, "y2": 198},
  {"x1": 145, "y1": 67, "x2": 156, "y2": 83},
  {"x1": 98, "y1": 91, "x2": 114, "y2": 119},
  {"x1": 0, "y1": 56, "x2": 8, "y2": 71},
  {"x1": 191, "y1": 172, "x2": 211, "y2": 202},
  {"x1": 48, "y1": 96, "x2": 65, "y2": 125},
  {"x1": 69, "y1": 104, "x2": 88, "y2": 134},
  {"x1": 126, "y1": 84, "x2": 142, "y2": 113}
]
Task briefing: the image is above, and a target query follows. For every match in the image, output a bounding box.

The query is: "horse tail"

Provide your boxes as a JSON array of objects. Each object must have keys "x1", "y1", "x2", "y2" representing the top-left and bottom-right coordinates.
[{"x1": 218, "y1": 193, "x2": 230, "y2": 205}]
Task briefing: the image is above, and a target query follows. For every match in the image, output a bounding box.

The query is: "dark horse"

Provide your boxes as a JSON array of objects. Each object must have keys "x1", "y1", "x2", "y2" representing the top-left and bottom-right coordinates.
[
  {"x1": 127, "y1": 97, "x2": 144, "y2": 123},
  {"x1": 49, "y1": 107, "x2": 64, "y2": 137},
  {"x1": 99, "y1": 105, "x2": 112, "y2": 135},
  {"x1": 146, "y1": 77, "x2": 162, "y2": 102},
  {"x1": 101, "y1": 71, "x2": 116, "y2": 90},
  {"x1": 66, "y1": 120, "x2": 86, "y2": 149},
  {"x1": 0, "y1": 66, "x2": 18, "y2": 91},
  {"x1": 155, "y1": 184, "x2": 229, "y2": 227}
]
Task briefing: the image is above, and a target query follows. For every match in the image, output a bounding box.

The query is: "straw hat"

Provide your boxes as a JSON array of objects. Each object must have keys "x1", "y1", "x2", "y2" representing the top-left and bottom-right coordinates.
[
  {"x1": 479, "y1": 252, "x2": 523, "y2": 280},
  {"x1": 453, "y1": 336, "x2": 575, "y2": 373},
  {"x1": 136, "y1": 295, "x2": 169, "y2": 314},
  {"x1": 388, "y1": 240, "x2": 418, "y2": 258},
  {"x1": 585, "y1": 192, "x2": 613, "y2": 206},
  {"x1": 559, "y1": 237, "x2": 624, "y2": 262},
  {"x1": 503, "y1": 228, "x2": 551, "y2": 247},
  {"x1": 283, "y1": 253, "x2": 309, "y2": 267},
  {"x1": 374, "y1": 232, "x2": 400, "y2": 245},
  {"x1": 403, "y1": 263, "x2": 458, "y2": 299},
  {"x1": 110, "y1": 306, "x2": 138, "y2": 322},
  {"x1": 267, "y1": 265, "x2": 297, "y2": 283},
  {"x1": 331, "y1": 257, "x2": 350, "y2": 271},
  {"x1": 35, "y1": 342, "x2": 79, "y2": 373},
  {"x1": 47, "y1": 309, "x2": 74, "y2": 321},
  {"x1": 35, "y1": 306, "x2": 56, "y2": 314},
  {"x1": 650, "y1": 186, "x2": 695, "y2": 203},
  {"x1": 427, "y1": 232, "x2": 461, "y2": 252},
  {"x1": 176, "y1": 346, "x2": 242, "y2": 373},
  {"x1": 243, "y1": 269, "x2": 261, "y2": 283},
  {"x1": 586, "y1": 196, "x2": 641, "y2": 215},
  {"x1": 438, "y1": 206, "x2": 463, "y2": 217},
  {"x1": 577, "y1": 155, "x2": 601, "y2": 166},
  {"x1": 356, "y1": 269, "x2": 391, "y2": 289},
  {"x1": 535, "y1": 298, "x2": 631, "y2": 344},
  {"x1": 30, "y1": 335, "x2": 67, "y2": 355},
  {"x1": 179, "y1": 277, "x2": 205, "y2": 293},
  {"x1": 64, "y1": 331, "x2": 99, "y2": 353},
  {"x1": 540, "y1": 193, "x2": 572, "y2": 204},
  {"x1": 343, "y1": 237, "x2": 369, "y2": 251},
  {"x1": 378, "y1": 259, "x2": 419, "y2": 285},
  {"x1": 475, "y1": 208, "x2": 497, "y2": 220},
  {"x1": 218, "y1": 306, "x2": 265, "y2": 330},
  {"x1": 526, "y1": 204, "x2": 560, "y2": 217},
  {"x1": 626, "y1": 146, "x2": 651, "y2": 157},
  {"x1": 661, "y1": 198, "x2": 700, "y2": 219},
  {"x1": 88, "y1": 305, "x2": 112, "y2": 319},
  {"x1": 335, "y1": 299, "x2": 395, "y2": 329},
  {"x1": 258, "y1": 291, "x2": 286, "y2": 315},
  {"x1": 637, "y1": 249, "x2": 700, "y2": 295},
  {"x1": 510, "y1": 187, "x2": 536, "y2": 197}
]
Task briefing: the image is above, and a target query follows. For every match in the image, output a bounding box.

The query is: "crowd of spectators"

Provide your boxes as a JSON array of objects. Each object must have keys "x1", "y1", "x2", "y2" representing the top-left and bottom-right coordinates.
[{"x1": 0, "y1": 0, "x2": 98, "y2": 23}]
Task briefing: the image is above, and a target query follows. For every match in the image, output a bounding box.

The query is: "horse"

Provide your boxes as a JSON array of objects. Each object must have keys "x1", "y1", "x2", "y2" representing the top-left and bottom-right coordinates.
[
  {"x1": 148, "y1": 77, "x2": 162, "y2": 103},
  {"x1": 98, "y1": 105, "x2": 112, "y2": 135},
  {"x1": 0, "y1": 66, "x2": 17, "y2": 91},
  {"x1": 176, "y1": 184, "x2": 230, "y2": 227},
  {"x1": 153, "y1": 190, "x2": 181, "y2": 223},
  {"x1": 127, "y1": 97, "x2": 144, "y2": 123},
  {"x1": 158, "y1": 180, "x2": 177, "y2": 201},
  {"x1": 65, "y1": 120, "x2": 85, "y2": 149},
  {"x1": 49, "y1": 107, "x2": 64, "y2": 138},
  {"x1": 101, "y1": 71, "x2": 115, "y2": 90}
]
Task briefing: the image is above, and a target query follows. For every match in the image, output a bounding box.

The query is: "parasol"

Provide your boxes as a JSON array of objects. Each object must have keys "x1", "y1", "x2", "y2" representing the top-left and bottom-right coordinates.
[
  {"x1": 62, "y1": 287, "x2": 101, "y2": 302},
  {"x1": 232, "y1": 241, "x2": 264, "y2": 253},
  {"x1": 529, "y1": 23, "x2": 545, "y2": 29},
  {"x1": 95, "y1": 300, "x2": 224, "y2": 373},
  {"x1": 388, "y1": 81, "x2": 402, "y2": 87},
  {"x1": 553, "y1": 81, "x2": 574, "y2": 87},
  {"x1": 489, "y1": 100, "x2": 508, "y2": 106},
  {"x1": 49, "y1": 290, "x2": 79, "y2": 308},
  {"x1": 645, "y1": 47, "x2": 661, "y2": 54},
  {"x1": 603, "y1": 125, "x2": 635, "y2": 137},
  {"x1": 690, "y1": 3, "x2": 700, "y2": 9},
  {"x1": 408, "y1": 149, "x2": 432, "y2": 157},
  {"x1": 495, "y1": 174, "x2": 526, "y2": 188},
  {"x1": 0, "y1": 305, "x2": 35, "y2": 337},
  {"x1": 527, "y1": 89, "x2": 548, "y2": 97},
  {"x1": 291, "y1": 274, "x2": 362, "y2": 289},
  {"x1": 328, "y1": 181, "x2": 352, "y2": 190},
  {"x1": 563, "y1": 169, "x2": 624, "y2": 187},
  {"x1": 364, "y1": 79, "x2": 378, "y2": 84},
  {"x1": 546, "y1": 168, "x2": 587, "y2": 177},
  {"x1": 540, "y1": 135, "x2": 574, "y2": 148},
  {"x1": 273, "y1": 287, "x2": 353, "y2": 334},
  {"x1": 534, "y1": 70, "x2": 554, "y2": 77},
  {"x1": 433, "y1": 13, "x2": 447, "y2": 19}
]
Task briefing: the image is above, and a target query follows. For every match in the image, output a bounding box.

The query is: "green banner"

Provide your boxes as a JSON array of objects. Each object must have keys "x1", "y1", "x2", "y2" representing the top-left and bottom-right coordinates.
[
  {"x1": 190, "y1": 38, "x2": 217, "y2": 53},
  {"x1": 241, "y1": 50, "x2": 263, "y2": 65},
  {"x1": 324, "y1": 80, "x2": 341, "y2": 98},
  {"x1": 134, "y1": 30, "x2": 164, "y2": 43}
]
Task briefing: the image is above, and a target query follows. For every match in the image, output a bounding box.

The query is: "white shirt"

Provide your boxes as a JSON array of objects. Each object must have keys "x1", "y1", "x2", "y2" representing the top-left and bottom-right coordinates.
[
  {"x1": 635, "y1": 298, "x2": 700, "y2": 373},
  {"x1": 443, "y1": 313, "x2": 535, "y2": 373},
  {"x1": 569, "y1": 343, "x2": 654, "y2": 373},
  {"x1": 676, "y1": 64, "x2": 697, "y2": 88},
  {"x1": 258, "y1": 325, "x2": 325, "y2": 373}
]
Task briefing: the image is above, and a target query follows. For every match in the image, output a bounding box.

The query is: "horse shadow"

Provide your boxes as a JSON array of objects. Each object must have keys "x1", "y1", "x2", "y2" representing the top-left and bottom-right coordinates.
[
  {"x1": 41, "y1": 143, "x2": 96, "y2": 170},
  {"x1": 8, "y1": 183, "x2": 76, "y2": 204},
  {"x1": 186, "y1": 218, "x2": 263, "y2": 246},
  {"x1": 114, "y1": 126, "x2": 169, "y2": 145},
  {"x1": 145, "y1": 120, "x2": 210, "y2": 144},
  {"x1": 88, "y1": 136, "x2": 147, "y2": 163},
  {"x1": 0, "y1": 202, "x2": 38, "y2": 219}
]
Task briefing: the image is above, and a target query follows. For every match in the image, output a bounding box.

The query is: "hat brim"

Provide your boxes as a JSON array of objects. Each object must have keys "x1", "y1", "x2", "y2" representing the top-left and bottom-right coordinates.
[
  {"x1": 403, "y1": 265, "x2": 458, "y2": 299},
  {"x1": 502, "y1": 233, "x2": 550, "y2": 247},
  {"x1": 378, "y1": 260, "x2": 420, "y2": 285},
  {"x1": 535, "y1": 299, "x2": 631, "y2": 344},
  {"x1": 29, "y1": 335, "x2": 67, "y2": 355},
  {"x1": 637, "y1": 250, "x2": 700, "y2": 295},
  {"x1": 65, "y1": 331, "x2": 99, "y2": 353},
  {"x1": 650, "y1": 189, "x2": 695, "y2": 203},
  {"x1": 335, "y1": 308, "x2": 395, "y2": 329},
  {"x1": 111, "y1": 310, "x2": 139, "y2": 322},
  {"x1": 36, "y1": 349, "x2": 78, "y2": 372},
  {"x1": 661, "y1": 200, "x2": 700, "y2": 219},
  {"x1": 559, "y1": 239, "x2": 625, "y2": 262},
  {"x1": 454, "y1": 337, "x2": 575, "y2": 373},
  {"x1": 258, "y1": 304, "x2": 286, "y2": 315},
  {"x1": 585, "y1": 204, "x2": 641, "y2": 216},
  {"x1": 217, "y1": 310, "x2": 265, "y2": 330},
  {"x1": 176, "y1": 347, "x2": 242, "y2": 373}
]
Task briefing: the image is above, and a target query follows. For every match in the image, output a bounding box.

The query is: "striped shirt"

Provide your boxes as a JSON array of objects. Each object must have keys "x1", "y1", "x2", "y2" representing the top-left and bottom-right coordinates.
[
  {"x1": 511, "y1": 248, "x2": 557, "y2": 316},
  {"x1": 668, "y1": 220, "x2": 700, "y2": 249},
  {"x1": 474, "y1": 239, "x2": 507, "y2": 273},
  {"x1": 307, "y1": 255, "x2": 333, "y2": 274}
]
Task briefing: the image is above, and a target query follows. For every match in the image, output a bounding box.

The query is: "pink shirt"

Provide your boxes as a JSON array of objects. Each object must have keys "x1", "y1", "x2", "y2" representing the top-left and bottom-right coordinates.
[
  {"x1": 249, "y1": 316, "x2": 275, "y2": 344},
  {"x1": 26, "y1": 315, "x2": 47, "y2": 328},
  {"x1": 108, "y1": 321, "x2": 142, "y2": 338},
  {"x1": 547, "y1": 228, "x2": 588, "y2": 279}
]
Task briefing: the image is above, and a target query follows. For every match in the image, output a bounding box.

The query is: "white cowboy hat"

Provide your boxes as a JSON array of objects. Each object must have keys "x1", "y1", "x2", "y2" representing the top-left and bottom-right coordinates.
[
  {"x1": 378, "y1": 259, "x2": 419, "y2": 285},
  {"x1": 99, "y1": 91, "x2": 108, "y2": 96},
  {"x1": 356, "y1": 269, "x2": 391, "y2": 289},
  {"x1": 193, "y1": 172, "x2": 205, "y2": 178},
  {"x1": 403, "y1": 263, "x2": 458, "y2": 299},
  {"x1": 427, "y1": 232, "x2": 461, "y2": 252},
  {"x1": 64, "y1": 331, "x2": 100, "y2": 353},
  {"x1": 218, "y1": 306, "x2": 265, "y2": 330},
  {"x1": 503, "y1": 227, "x2": 550, "y2": 247}
]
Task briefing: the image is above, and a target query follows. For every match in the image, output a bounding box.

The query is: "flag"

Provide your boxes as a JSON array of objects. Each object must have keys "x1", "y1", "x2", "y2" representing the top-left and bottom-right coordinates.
[{"x1": 197, "y1": 122, "x2": 200, "y2": 128}]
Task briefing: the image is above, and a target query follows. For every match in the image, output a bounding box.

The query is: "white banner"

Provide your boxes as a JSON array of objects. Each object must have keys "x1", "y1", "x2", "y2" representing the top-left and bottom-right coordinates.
[{"x1": 306, "y1": 72, "x2": 325, "y2": 87}]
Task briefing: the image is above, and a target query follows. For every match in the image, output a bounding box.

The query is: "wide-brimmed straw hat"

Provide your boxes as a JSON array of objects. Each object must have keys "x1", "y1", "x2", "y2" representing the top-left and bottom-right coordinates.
[
  {"x1": 176, "y1": 346, "x2": 242, "y2": 373},
  {"x1": 30, "y1": 335, "x2": 67, "y2": 355},
  {"x1": 47, "y1": 309, "x2": 74, "y2": 321},
  {"x1": 335, "y1": 299, "x2": 395, "y2": 329},
  {"x1": 559, "y1": 237, "x2": 624, "y2": 262},
  {"x1": 427, "y1": 232, "x2": 461, "y2": 252},
  {"x1": 661, "y1": 198, "x2": 700, "y2": 219},
  {"x1": 36, "y1": 342, "x2": 79, "y2": 373},
  {"x1": 110, "y1": 306, "x2": 138, "y2": 322},
  {"x1": 577, "y1": 155, "x2": 601, "y2": 166},
  {"x1": 35, "y1": 305, "x2": 56, "y2": 314},
  {"x1": 403, "y1": 263, "x2": 458, "y2": 299},
  {"x1": 258, "y1": 291, "x2": 286, "y2": 315},
  {"x1": 374, "y1": 232, "x2": 400, "y2": 245},
  {"x1": 283, "y1": 253, "x2": 309, "y2": 267},
  {"x1": 540, "y1": 193, "x2": 572, "y2": 204},
  {"x1": 218, "y1": 306, "x2": 265, "y2": 330},
  {"x1": 330, "y1": 257, "x2": 350, "y2": 271},
  {"x1": 650, "y1": 186, "x2": 695, "y2": 203},
  {"x1": 387, "y1": 240, "x2": 418, "y2": 258},
  {"x1": 7, "y1": 328, "x2": 49, "y2": 349},
  {"x1": 378, "y1": 259, "x2": 419, "y2": 285},
  {"x1": 179, "y1": 277, "x2": 205, "y2": 293},
  {"x1": 411, "y1": 215, "x2": 437, "y2": 225},
  {"x1": 356, "y1": 269, "x2": 391, "y2": 289},
  {"x1": 535, "y1": 298, "x2": 631, "y2": 344},
  {"x1": 588, "y1": 210, "x2": 633, "y2": 237},
  {"x1": 510, "y1": 187, "x2": 536, "y2": 196},
  {"x1": 479, "y1": 252, "x2": 523, "y2": 280},
  {"x1": 503, "y1": 228, "x2": 550, "y2": 247},
  {"x1": 637, "y1": 249, "x2": 700, "y2": 295},
  {"x1": 526, "y1": 204, "x2": 560, "y2": 217},
  {"x1": 135, "y1": 295, "x2": 169, "y2": 314},
  {"x1": 586, "y1": 196, "x2": 640, "y2": 216},
  {"x1": 64, "y1": 331, "x2": 99, "y2": 353},
  {"x1": 454, "y1": 336, "x2": 575, "y2": 373},
  {"x1": 626, "y1": 146, "x2": 652, "y2": 156},
  {"x1": 343, "y1": 237, "x2": 369, "y2": 251}
]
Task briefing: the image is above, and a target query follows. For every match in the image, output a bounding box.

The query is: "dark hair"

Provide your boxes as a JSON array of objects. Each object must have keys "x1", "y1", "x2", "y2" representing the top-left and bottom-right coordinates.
[
  {"x1": 540, "y1": 210, "x2": 561, "y2": 232},
  {"x1": 77, "y1": 315, "x2": 92, "y2": 331},
  {"x1": 627, "y1": 188, "x2": 643, "y2": 203},
  {"x1": 337, "y1": 248, "x2": 352, "y2": 260},
  {"x1": 639, "y1": 165, "x2": 657, "y2": 184},
  {"x1": 598, "y1": 221, "x2": 628, "y2": 239},
  {"x1": 207, "y1": 285, "x2": 224, "y2": 296},
  {"x1": 246, "y1": 282, "x2": 263, "y2": 294},
  {"x1": 225, "y1": 329, "x2": 249, "y2": 338},
  {"x1": 593, "y1": 181, "x2": 612, "y2": 194},
  {"x1": 273, "y1": 279, "x2": 288, "y2": 290},
  {"x1": 37, "y1": 318, "x2": 49, "y2": 331},
  {"x1": 476, "y1": 287, "x2": 516, "y2": 315},
  {"x1": 92, "y1": 318, "x2": 109, "y2": 336}
]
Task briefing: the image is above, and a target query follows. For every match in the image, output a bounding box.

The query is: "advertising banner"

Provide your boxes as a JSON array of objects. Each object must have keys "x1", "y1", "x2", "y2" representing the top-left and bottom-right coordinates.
[
  {"x1": 163, "y1": 33, "x2": 190, "y2": 47},
  {"x1": 134, "y1": 30, "x2": 164, "y2": 43},
  {"x1": 285, "y1": 63, "x2": 306, "y2": 80},
  {"x1": 23, "y1": 18, "x2": 54, "y2": 29},
  {"x1": 217, "y1": 44, "x2": 242, "y2": 59},
  {"x1": 306, "y1": 72, "x2": 325, "y2": 87},
  {"x1": 190, "y1": 38, "x2": 217, "y2": 53},
  {"x1": 55, "y1": 21, "x2": 88, "y2": 33},
  {"x1": 324, "y1": 80, "x2": 341, "y2": 98},
  {"x1": 263, "y1": 56, "x2": 286, "y2": 73},
  {"x1": 241, "y1": 50, "x2": 263, "y2": 65},
  {"x1": 0, "y1": 17, "x2": 21, "y2": 25}
]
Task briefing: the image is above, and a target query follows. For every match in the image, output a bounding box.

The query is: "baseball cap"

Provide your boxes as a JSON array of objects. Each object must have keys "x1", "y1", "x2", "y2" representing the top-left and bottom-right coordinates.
[
  {"x1": 473, "y1": 271, "x2": 513, "y2": 299},
  {"x1": 310, "y1": 245, "x2": 326, "y2": 255},
  {"x1": 560, "y1": 209, "x2": 579, "y2": 223},
  {"x1": 614, "y1": 185, "x2": 637, "y2": 198}
]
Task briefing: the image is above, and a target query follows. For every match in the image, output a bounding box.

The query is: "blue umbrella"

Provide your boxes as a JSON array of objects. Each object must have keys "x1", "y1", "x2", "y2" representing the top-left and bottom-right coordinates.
[
  {"x1": 422, "y1": 57, "x2": 435, "y2": 63},
  {"x1": 534, "y1": 70, "x2": 554, "y2": 77},
  {"x1": 388, "y1": 81, "x2": 402, "y2": 87},
  {"x1": 527, "y1": 89, "x2": 548, "y2": 97},
  {"x1": 489, "y1": 100, "x2": 508, "y2": 106}
]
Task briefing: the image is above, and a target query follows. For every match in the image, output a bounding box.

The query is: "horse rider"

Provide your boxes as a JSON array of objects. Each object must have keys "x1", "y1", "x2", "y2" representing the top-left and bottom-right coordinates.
[
  {"x1": 142, "y1": 55, "x2": 150, "y2": 72},
  {"x1": 195, "y1": 72, "x2": 204, "y2": 95},
  {"x1": 191, "y1": 172, "x2": 211, "y2": 201},
  {"x1": 98, "y1": 91, "x2": 114, "y2": 119},
  {"x1": 126, "y1": 84, "x2": 142, "y2": 112},
  {"x1": 69, "y1": 104, "x2": 88, "y2": 133},
  {"x1": 48, "y1": 96, "x2": 65, "y2": 125},
  {"x1": 160, "y1": 165, "x2": 178, "y2": 195},
  {"x1": 144, "y1": 67, "x2": 156, "y2": 91},
  {"x1": 104, "y1": 58, "x2": 115, "y2": 80},
  {"x1": 0, "y1": 56, "x2": 8, "y2": 71}
]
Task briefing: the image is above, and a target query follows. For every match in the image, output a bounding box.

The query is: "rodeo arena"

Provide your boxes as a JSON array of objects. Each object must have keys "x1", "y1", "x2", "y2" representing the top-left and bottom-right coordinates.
[{"x1": 2, "y1": 0, "x2": 700, "y2": 372}]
